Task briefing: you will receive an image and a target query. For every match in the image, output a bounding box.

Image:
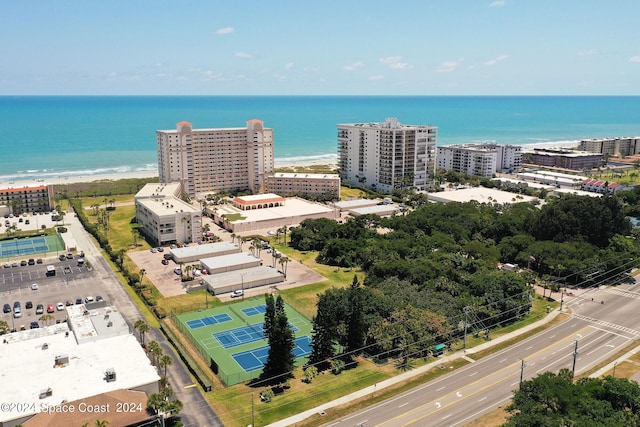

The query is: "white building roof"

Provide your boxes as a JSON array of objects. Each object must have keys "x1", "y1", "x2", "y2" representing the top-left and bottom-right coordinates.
[
  {"x1": 136, "y1": 197, "x2": 200, "y2": 216},
  {"x1": 350, "y1": 205, "x2": 399, "y2": 216},
  {"x1": 0, "y1": 308, "x2": 158, "y2": 423},
  {"x1": 201, "y1": 265, "x2": 283, "y2": 289},
  {"x1": 334, "y1": 199, "x2": 381, "y2": 210},
  {"x1": 135, "y1": 182, "x2": 181, "y2": 199},
  {"x1": 222, "y1": 198, "x2": 333, "y2": 224},
  {"x1": 170, "y1": 241, "x2": 240, "y2": 259},
  {"x1": 428, "y1": 187, "x2": 539, "y2": 205},
  {"x1": 235, "y1": 193, "x2": 283, "y2": 203},
  {"x1": 552, "y1": 188, "x2": 603, "y2": 198},
  {"x1": 200, "y1": 252, "x2": 261, "y2": 271},
  {"x1": 493, "y1": 177, "x2": 556, "y2": 190},
  {"x1": 272, "y1": 173, "x2": 339, "y2": 180}
]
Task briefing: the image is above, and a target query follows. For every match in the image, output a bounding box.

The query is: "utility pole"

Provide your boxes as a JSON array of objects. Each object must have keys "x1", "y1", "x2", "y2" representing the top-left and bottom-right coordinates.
[
  {"x1": 251, "y1": 392, "x2": 255, "y2": 427},
  {"x1": 463, "y1": 307, "x2": 470, "y2": 349},
  {"x1": 520, "y1": 359, "x2": 526, "y2": 387},
  {"x1": 571, "y1": 339, "x2": 579, "y2": 380},
  {"x1": 560, "y1": 288, "x2": 565, "y2": 311}
]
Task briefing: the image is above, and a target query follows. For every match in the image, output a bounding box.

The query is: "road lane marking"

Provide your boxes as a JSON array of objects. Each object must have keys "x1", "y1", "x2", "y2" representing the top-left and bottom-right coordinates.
[
  {"x1": 469, "y1": 371, "x2": 477, "y2": 377},
  {"x1": 436, "y1": 386, "x2": 444, "y2": 391},
  {"x1": 499, "y1": 358, "x2": 507, "y2": 363}
]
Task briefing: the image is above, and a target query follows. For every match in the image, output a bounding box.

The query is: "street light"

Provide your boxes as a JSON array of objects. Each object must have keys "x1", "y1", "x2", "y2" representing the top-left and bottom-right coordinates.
[
  {"x1": 520, "y1": 359, "x2": 527, "y2": 388},
  {"x1": 613, "y1": 361, "x2": 618, "y2": 378},
  {"x1": 571, "y1": 339, "x2": 579, "y2": 380}
]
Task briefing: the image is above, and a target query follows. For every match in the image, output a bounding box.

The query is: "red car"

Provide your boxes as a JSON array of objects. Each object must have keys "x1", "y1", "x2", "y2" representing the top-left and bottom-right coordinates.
[
  {"x1": 46, "y1": 304, "x2": 55, "y2": 313},
  {"x1": 161, "y1": 259, "x2": 169, "y2": 265}
]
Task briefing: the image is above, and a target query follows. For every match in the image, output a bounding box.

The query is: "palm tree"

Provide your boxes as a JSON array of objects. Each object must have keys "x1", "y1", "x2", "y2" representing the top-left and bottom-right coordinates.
[
  {"x1": 109, "y1": 198, "x2": 116, "y2": 209},
  {"x1": 159, "y1": 354, "x2": 173, "y2": 378},
  {"x1": 279, "y1": 256, "x2": 290, "y2": 279},
  {"x1": 180, "y1": 216, "x2": 190, "y2": 243},
  {"x1": 230, "y1": 233, "x2": 236, "y2": 244},
  {"x1": 94, "y1": 419, "x2": 109, "y2": 427},
  {"x1": 39, "y1": 314, "x2": 55, "y2": 326},
  {"x1": 134, "y1": 320, "x2": 150, "y2": 346},
  {"x1": 146, "y1": 340, "x2": 163, "y2": 366}
]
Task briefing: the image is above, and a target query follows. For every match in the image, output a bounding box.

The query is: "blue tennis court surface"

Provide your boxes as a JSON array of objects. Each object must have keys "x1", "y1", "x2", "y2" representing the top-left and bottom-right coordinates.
[
  {"x1": 186, "y1": 313, "x2": 232, "y2": 329},
  {"x1": 0, "y1": 237, "x2": 49, "y2": 257},
  {"x1": 214, "y1": 322, "x2": 299, "y2": 349},
  {"x1": 232, "y1": 336, "x2": 313, "y2": 372},
  {"x1": 242, "y1": 305, "x2": 266, "y2": 317}
]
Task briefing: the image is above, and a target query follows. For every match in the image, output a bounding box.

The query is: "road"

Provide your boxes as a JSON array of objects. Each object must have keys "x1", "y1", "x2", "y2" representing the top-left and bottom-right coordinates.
[
  {"x1": 325, "y1": 281, "x2": 640, "y2": 427},
  {"x1": 64, "y1": 210, "x2": 224, "y2": 427}
]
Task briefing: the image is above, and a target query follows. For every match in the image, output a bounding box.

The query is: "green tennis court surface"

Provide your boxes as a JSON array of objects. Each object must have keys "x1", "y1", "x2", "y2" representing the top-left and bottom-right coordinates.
[
  {"x1": 0, "y1": 235, "x2": 65, "y2": 258},
  {"x1": 176, "y1": 299, "x2": 313, "y2": 385}
]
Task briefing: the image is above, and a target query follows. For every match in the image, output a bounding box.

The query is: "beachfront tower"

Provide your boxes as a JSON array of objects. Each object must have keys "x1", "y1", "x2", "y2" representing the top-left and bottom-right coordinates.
[
  {"x1": 337, "y1": 118, "x2": 437, "y2": 193},
  {"x1": 156, "y1": 120, "x2": 274, "y2": 197}
]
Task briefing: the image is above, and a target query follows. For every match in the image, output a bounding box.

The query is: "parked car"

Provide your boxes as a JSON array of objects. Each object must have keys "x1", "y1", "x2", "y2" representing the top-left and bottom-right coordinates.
[
  {"x1": 161, "y1": 259, "x2": 169, "y2": 265},
  {"x1": 173, "y1": 268, "x2": 182, "y2": 275},
  {"x1": 30, "y1": 321, "x2": 39, "y2": 329},
  {"x1": 157, "y1": 247, "x2": 164, "y2": 252},
  {"x1": 59, "y1": 254, "x2": 66, "y2": 261},
  {"x1": 85, "y1": 296, "x2": 94, "y2": 303},
  {"x1": 3, "y1": 303, "x2": 10, "y2": 313},
  {"x1": 65, "y1": 300, "x2": 74, "y2": 306},
  {"x1": 28, "y1": 258, "x2": 35, "y2": 265},
  {"x1": 66, "y1": 253, "x2": 73, "y2": 260},
  {"x1": 56, "y1": 302, "x2": 64, "y2": 311},
  {"x1": 230, "y1": 289, "x2": 244, "y2": 298},
  {"x1": 31, "y1": 283, "x2": 39, "y2": 290},
  {"x1": 36, "y1": 304, "x2": 44, "y2": 315},
  {"x1": 26, "y1": 301, "x2": 33, "y2": 309},
  {"x1": 36, "y1": 258, "x2": 43, "y2": 264},
  {"x1": 47, "y1": 304, "x2": 55, "y2": 313},
  {"x1": 20, "y1": 260, "x2": 27, "y2": 266},
  {"x1": 75, "y1": 298, "x2": 82, "y2": 305},
  {"x1": 96, "y1": 295, "x2": 104, "y2": 302},
  {"x1": 150, "y1": 248, "x2": 157, "y2": 253}
]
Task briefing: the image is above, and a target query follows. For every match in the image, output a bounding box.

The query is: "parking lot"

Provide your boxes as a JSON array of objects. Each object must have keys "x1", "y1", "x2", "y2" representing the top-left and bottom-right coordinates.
[{"x1": 0, "y1": 255, "x2": 108, "y2": 331}]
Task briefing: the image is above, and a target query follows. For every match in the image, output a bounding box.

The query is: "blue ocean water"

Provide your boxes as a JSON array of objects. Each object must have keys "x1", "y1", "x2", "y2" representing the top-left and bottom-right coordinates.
[{"x1": 1, "y1": 96, "x2": 639, "y2": 182}]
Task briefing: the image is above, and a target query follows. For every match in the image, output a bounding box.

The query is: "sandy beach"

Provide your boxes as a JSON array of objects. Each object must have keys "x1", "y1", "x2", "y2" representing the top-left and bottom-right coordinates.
[
  {"x1": 1, "y1": 158, "x2": 340, "y2": 189},
  {"x1": 2, "y1": 141, "x2": 581, "y2": 190}
]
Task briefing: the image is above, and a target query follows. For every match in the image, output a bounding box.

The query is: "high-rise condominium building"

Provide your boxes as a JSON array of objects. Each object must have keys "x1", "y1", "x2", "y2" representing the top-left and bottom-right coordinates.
[
  {"x1": 157, "y1": 120, "x2": 274, "y2": 197},
  {"x1": 337, "y1": 118, "x2": 437, "y2": 193},
  {"x1": 436, "y1": 143, "x2": 522, "y2": 177}
]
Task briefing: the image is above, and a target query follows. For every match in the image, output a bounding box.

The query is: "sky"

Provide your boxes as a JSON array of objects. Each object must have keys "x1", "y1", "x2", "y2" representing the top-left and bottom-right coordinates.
[{"x1": 2, "y1": 0, "x2": 640, "y2": 96}]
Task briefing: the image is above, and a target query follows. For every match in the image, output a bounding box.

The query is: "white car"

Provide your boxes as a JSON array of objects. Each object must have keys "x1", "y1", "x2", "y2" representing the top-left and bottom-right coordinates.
[
  {"x1": 85, "y1": 296, "x2": 94, "y2": 303},
  {"x1": 230, "y1": 289, "x2": 244, "y2": 298},
  {"x1": 56, "y1": 302, "x2": 65, "y2": 311},
  {"x1": 31, "y1": 283, "x2": 39, "y2": 290}
]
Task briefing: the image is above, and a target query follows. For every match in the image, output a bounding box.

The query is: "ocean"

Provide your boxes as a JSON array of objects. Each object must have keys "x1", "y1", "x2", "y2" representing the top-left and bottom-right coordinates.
[{"x1": 1, "y1": 96, "x2": 639, "y2": 182}]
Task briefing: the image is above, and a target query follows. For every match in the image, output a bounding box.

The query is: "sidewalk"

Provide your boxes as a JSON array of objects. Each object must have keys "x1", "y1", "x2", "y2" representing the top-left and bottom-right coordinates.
[{"x1": 266, "y1": 308, "x2": 564, "y2": 427}]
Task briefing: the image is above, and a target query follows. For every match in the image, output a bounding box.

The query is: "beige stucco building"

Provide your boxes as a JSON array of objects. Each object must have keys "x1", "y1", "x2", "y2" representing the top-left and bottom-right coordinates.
[
  {"x1": 157, "y1": 120, "x2": 274, "y2": 197},
  {"x1": 0, "y1": 183, "x2": 54, "y2": 215},
  {"x1": 436, "y1": 143, "x2": 522, "y2": 177},
  {"x1": 265, "y1": 172, "x2": 340, "y2": 199},
  {"x1": 135, "y1": 183, "x2": 202, "y2": 246}
]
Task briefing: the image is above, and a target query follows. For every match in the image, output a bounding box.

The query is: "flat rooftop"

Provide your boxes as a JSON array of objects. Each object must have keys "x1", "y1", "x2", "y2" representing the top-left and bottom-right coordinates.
[
  {"x1": 170, "y1": 241, "x2": 240, "y2": 259},
  {"x1": 334, "y1": 199, "x2": 381, "y2": 210},
  {"x1": 221, "y1": 198, "x2": 333, "y2": 224},
  {"x1": 201, "y1": 265, "x2": 283, "y2": 289},
  {"x1": 135, "y1": 182, "x2": 180, "y2": 199},
  {"x1": 201, "y1": 252, "x2": 261, "y2": 270},
  {"x1": 136, "y1": 196, "x2": 200, "y2": 216},
  {"x1": 428, "y1": 187, "x2": 539, "y2": 205},
  {"x1": 0, "y1": 322, "x2": 158, "y2": 423},
  {"x1": 350, "y1": 205, "x2": 399, "y2": 216},
  {"x1": 553, "y1": 188, "x2": 603, "y2": 197}
]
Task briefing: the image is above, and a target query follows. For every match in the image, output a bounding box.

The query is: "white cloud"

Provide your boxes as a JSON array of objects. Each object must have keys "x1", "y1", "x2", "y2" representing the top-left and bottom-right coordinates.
[
  {"x1": 369, "y1": 75, "x2": 384, "y2": 81},
  {"x1": 577, "y1": 49, "x2": 597, "y2": 56},
  {"x1": 484, "y1": 54, "x2": 508, "y2": 66},
  {"x1": 489, "y1": 0, "x2": 506, "y2": 6},
  {"x1": 235, "y1": 52, "x2": 253, "y2": 59},
  {"x1": 435, "y1": 58, "x2": 464, "y2": 73},
  {"x1": 216, "y1": 27, "x2": 234, "y2": 35},
  {"x1": 343, "y1": 61, "x2": 364, "y2": 71},
  {"x1": 285, "y1": 62, "x2": 294, "y2": 70},
  {"x1": 380, "y1": 56, "x2": 413, "y2": 70},
  {"x1": 629, "y1": 56, "x2": 640, "y2": 63},
  {"x1": 303, "y1": 67, "x2": 319, "y2": 73}
]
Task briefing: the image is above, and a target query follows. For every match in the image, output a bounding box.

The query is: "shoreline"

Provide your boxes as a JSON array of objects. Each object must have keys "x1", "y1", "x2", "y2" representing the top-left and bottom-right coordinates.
[{"x1": 0, "y1": 141, "x2": 581, "y2": 189}]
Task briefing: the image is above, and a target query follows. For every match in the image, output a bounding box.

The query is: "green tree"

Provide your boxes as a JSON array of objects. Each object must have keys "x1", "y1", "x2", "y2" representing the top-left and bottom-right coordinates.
[
  {"x1": 134, "y1": 319, "x2": 150, "y2": 346},
  {"x1": 159, "y1": 354, "x2": 173, "y2": 378},
  {"x1": 260, "y1": 295, "x2": 296, "y2": 385},
  {"x1": 146, "y1": 340, "x2": 163, "y2": 366},
  {"x1": 346, "y1": 276, "x2": 366, "y2": 356}
]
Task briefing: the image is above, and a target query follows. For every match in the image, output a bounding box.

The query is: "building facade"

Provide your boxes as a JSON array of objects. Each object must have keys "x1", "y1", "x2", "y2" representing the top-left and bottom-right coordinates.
[
  {"x1": 0, "y1": 184, "x2": 54, "y2": 215},
  {"x1": 521, "y1": 148, "x2": 603, "y2": 170},
  {"x1": 135, "y1": 183, "x2": 202, "y2": 246},
  {"x1": 436, "y1": 143, "x2": 522, "y2": 177},
  {"x1": 265, "y1": 173, "x2": 340, "y2": 199},
  {"x1": 157, "y1": 120, "x2": 274, "y2": 197},
  {"x1": 337, "y1": 118, "x2": 437, "y2": 193},
  {"x1": 578, "y1": 137, "x2": 640, "y2": 157}
]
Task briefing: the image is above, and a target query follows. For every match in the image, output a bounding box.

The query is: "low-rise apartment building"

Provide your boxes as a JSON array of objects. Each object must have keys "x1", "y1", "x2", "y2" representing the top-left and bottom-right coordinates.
[
  {"x1": 135, "y1": 183, "x2": 202, "y2": 246},
  {"x1": 578, "y1": 137, "x2": 640, "y2": 157},
  {"x1": 0, "y1": 183, "x2": 54, "y2": 215},
  {"x1": 521, "y1": 148, "x2": 603, "y2": 170},
  {"x1": 436, "y1": 143, "x2": 522, "y2": 177},
  {"x1": 265, "y1": 173, "x2": 340, "y2": 199}
]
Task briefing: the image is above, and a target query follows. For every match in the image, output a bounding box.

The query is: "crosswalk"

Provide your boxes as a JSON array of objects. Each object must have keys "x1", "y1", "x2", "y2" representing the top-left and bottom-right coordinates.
[
  {"x1": 605, "y1": 288, "x2": 640, "y2": 300},
  {"x1": 572, "y1": 312, "x2": 640, "y2": 337}
]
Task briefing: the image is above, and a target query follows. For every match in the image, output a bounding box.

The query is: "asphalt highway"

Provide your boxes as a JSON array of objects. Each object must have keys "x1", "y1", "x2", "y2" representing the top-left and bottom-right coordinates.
[{"x1": 326, "y1": 281, "x2": 640, "y2": 427}]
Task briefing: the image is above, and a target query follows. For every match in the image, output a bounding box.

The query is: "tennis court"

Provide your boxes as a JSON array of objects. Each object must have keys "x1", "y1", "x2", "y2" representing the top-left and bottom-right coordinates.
[
  {"x1": 175, "y1": 299, "x2": 314, "y2": 385},
  {"x1": 242, "y1": 305, "x2": 266, "y2": 317},
  {"x1": 232, "y1": 336, "x2": 313, "y2": 372},
  {"x1": 186, "y1": 313, "x2": 232, "y2": 329},
  {"x1": 0, "y1": 235, "x2": 65, "y2": 258},
  {"x1": 213, "y1": 322, "x2": 300, "y2": 349}
]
